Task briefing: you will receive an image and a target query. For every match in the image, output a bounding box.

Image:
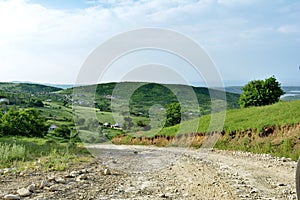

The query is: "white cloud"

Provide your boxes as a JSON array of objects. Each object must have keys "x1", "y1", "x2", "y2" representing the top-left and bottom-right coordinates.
[
  {"x1": 0, "y1": 0, "x2": 65, "y2": 37},
  {"x1": 217, "y1": 0, "x2": 257, "y2": 6},
  {"x1": 278, "y1": 25, "x2": 300, "y2": 34},
  {"x1": 0, "y1": 0, "x2": 299, "y2": 84}
]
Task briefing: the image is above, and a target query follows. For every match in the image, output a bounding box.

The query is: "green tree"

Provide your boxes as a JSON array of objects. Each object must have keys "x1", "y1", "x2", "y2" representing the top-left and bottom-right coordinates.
[
  {"x1": 239, "y1": 76, "x2": 284, "y2": 108},
  {"x1": 53, "y1": 125, "x2": 71, "y2": 139},
  {"x1": 0, "y1": 108, "x2": 48, "y2": 137},
  {"x1": 82, "y1": 118, "x2": 100, "y2": 131},
  {"x1": 165, "y1": 102, "x2": 181, "y2": 127},
  {"x1": 123, "y1": 117, "x2": 134, "y2": 131},
  {"x1": 29, "y1": 99, "x2": 44, "y2": 107},
  {"x1": 136, "y1": 120, "x2": 147, "y2": 127}
]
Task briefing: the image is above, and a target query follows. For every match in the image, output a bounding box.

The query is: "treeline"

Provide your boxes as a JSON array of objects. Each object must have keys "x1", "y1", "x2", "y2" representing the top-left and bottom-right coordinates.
[{"x1": 0, "y1": 82, "x2": 61, "y2": 93}]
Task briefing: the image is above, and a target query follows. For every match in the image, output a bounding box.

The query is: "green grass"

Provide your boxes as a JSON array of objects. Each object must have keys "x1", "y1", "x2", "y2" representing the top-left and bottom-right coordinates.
[
  {"x1": 141, "y1": 100, "x2": 300, "y2": 136},
  {"x1": 222, "y1": 100, "x2": 300, "y2": 132},
  {"x1": 119, "y1": 100, "x2": 300, "y2": 160},
  {"x1": 0, "y1": 136, "x2": 91, "y2": 170},
  {"x1": 40, "y1": 102, "x2": 73, "y2": 121},
  {"x1": 0, "y1": 143, "x2": 26, "y2": 163}
]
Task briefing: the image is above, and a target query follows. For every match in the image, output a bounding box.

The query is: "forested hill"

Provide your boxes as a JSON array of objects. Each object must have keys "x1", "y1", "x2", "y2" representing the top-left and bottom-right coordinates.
[
  {"x1": 0, "y1": 82, "x2": 62, "y2": 94},
  {"x1": 0, "y1": 81, "x2": 240, "y2": 115},
  {"x1": 63, "y1": 82, "x2": 240, "y2": 115}
]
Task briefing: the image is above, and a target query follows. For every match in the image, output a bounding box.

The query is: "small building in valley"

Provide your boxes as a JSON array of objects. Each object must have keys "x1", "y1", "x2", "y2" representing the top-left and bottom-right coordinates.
[
  {"x1": 0, "y1": 97, "x2": 9, "y2": 105},
  {"x1": 49, "y1": 124, "x2": 59, "y2": 131}
]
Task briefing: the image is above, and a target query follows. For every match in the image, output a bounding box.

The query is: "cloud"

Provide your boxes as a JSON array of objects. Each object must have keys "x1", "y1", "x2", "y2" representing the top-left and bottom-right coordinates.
[
  {"x1": 0, "y1": 0, "x2": 299, "y2": 84},
  {"x1": 278, "y1": 25, "x2": 300, "y2": 34},
  {"x1": 217, "y1": 0, "x2": 257, "y2": 6},
  {"x1": 0, "y1": 0, "x2": 65, "y2": 38}
]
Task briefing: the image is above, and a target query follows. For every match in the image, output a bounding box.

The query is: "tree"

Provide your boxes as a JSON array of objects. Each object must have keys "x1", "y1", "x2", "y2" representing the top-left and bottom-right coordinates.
[
  {"x1": 0, "y1": 108, "x2": 49, "y2": 137},
  {"x1": 123, "y1": 116, "x2": 134, "y2": 131},
  {"x1": 239, "y1": 76, "x2": 284, "y2": 108},
  {"x1": 53, "y1": 125, "x2": 71, "y2": 139},
  {"x1": 165, "y1": 102, "x2": 181, "y2": 127},
  {"x1": 29, "y1": 99, "x2": 44, "y2": 107}
]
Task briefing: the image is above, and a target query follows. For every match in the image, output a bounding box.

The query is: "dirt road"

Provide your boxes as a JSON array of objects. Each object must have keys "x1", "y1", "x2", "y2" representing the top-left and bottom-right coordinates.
[{"x1": 0, "y1": 144, "x2": 297, "y2": 199}]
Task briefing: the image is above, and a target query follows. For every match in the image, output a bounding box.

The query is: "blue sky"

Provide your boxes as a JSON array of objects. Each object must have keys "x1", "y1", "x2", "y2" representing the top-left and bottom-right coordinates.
[{"x1": 0, "y1": 0, "x2": 299, "y2": 86}]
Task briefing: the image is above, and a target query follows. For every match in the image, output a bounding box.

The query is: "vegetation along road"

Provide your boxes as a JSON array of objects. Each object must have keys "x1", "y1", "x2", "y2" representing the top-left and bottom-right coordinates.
[{"x1": 0, "y1": 144, "x2": 297, "y2": 199}]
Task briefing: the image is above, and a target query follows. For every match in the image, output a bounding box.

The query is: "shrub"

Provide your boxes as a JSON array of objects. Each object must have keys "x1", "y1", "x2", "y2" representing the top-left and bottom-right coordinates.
[
  {"x1": 53, "y1": 125, "x2": 71, "y2": 139},
  {"x1": 239, "y1": 76, "x2": 284, "y2": 108},
  {"x1": 165, "y1": 102, "x2": 181, "y2": 127},
  {"x1": 0, "y1": 108, "x2": 49, "y2": 137}
]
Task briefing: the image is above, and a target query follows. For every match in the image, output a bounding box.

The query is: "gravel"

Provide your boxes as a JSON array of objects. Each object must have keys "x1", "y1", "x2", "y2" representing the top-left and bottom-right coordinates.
[{"x1": 0, "y1": 145, "x2": 297, "y2": 199}]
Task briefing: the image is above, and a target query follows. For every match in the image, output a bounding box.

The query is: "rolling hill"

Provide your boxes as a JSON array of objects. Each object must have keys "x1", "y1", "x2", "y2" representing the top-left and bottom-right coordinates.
[
  {"x1": 63, "y1": 82, "x2": 241, "y2": 116},
  {"x1": 0, "y1": 82, "x2": 62, "y2": 93}
]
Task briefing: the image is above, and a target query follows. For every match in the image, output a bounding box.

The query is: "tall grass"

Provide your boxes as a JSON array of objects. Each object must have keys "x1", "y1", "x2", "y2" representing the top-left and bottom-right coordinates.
[
  {"x1": 0, "y1": 136, "x2": 90, "y2": 170},
  {"x1": 0, "y1": 143, "x2": 26, "y2": 163}
]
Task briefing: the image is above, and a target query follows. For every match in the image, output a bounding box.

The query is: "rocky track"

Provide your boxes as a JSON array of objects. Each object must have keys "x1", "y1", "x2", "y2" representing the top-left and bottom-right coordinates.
[{"x1": 0, "y1": 145, "x2": 297, "y2": 199}]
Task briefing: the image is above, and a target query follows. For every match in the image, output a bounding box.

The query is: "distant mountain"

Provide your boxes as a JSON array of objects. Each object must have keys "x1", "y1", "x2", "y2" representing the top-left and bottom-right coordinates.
[
  {"x1": 42, "y1": 83, "x2": 74, "y2": 89},
  {"x1": 225, "y1": 86, "x2": 243, "y2": 94},
  {"x1": 10, "y1": 81, "x2": 74, "y2": 89}
]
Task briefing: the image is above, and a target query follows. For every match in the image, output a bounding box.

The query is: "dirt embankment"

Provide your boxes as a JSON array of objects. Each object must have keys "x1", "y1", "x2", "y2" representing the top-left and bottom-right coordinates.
[{"x1": 112, "y1": 124, "x2": 300, "y2": 149}]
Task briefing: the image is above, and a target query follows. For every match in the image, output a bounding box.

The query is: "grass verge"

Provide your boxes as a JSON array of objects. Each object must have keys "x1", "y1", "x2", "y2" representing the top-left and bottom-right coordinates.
[{"x1": 0, "y1": 136, "x2": 91, "y2": 171}]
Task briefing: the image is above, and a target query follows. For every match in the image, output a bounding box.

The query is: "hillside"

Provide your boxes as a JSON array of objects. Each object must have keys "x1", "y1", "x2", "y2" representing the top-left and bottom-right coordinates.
[
  {"x1": 0, "y1": 82, "x2": 65, "y2": 108},
  {"x1": 64, "y1": 82, "x2": 240, "y2": 116},
  {"x1": 113, "y1": 100, "x2": 300, "y2": 160},
  {"x1": 0, "y1": 82, "x2": 62, "y2": 93}
]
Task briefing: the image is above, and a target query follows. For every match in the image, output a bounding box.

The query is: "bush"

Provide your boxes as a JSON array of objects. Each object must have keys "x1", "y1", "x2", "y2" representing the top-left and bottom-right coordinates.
[
  {"x1": 0, "y1": 108, "x2": 49, "y2": 137},
  {"x1": 29, "y1": 99, "x2": 44, "y2": 107},
  {"x1": 53, "y1": 125, "x2": 71, "y2": 139},
  {"x1": 165, "y1": 102, "x2": 181, "y2": 127},
  {"x1": 239, "y1": 76, "x2": 284, "y2": 108}
]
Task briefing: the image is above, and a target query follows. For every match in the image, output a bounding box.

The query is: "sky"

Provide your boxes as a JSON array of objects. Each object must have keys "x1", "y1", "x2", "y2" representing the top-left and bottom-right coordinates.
[{"x1": 0, "y1": 0, "x2": 299, "y2": 86}]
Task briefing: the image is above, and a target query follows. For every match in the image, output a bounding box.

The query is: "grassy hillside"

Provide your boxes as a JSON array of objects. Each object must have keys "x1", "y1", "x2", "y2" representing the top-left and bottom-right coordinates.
[
  {"x1": 132, "y1": 100, "x2": 299, "y2": 136},
  {"x1": 114, "y1": 100, "x2": 300, "y2": 160},
  {"x1": 222, "y1": 100, "x2": 300, "y2": 132}
]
